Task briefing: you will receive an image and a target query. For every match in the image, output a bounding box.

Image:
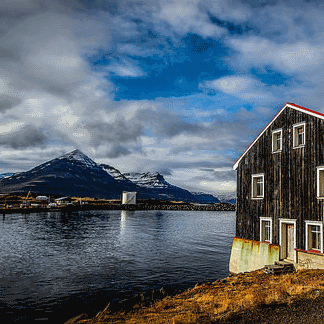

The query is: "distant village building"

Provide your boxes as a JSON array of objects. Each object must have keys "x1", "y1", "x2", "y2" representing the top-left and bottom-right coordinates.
[
  {"x1": 55, "y1": 197, "x2": 72, "y2": 206},
  {"x1": 122, "y1": 192, "x2": 137, "y2": 205},
  {"x1": 36, "y1": 196, "x2": 49, "y2": 201},
  {"x1": 230, "y1": 103, "x2": 324, "y2": 273}
]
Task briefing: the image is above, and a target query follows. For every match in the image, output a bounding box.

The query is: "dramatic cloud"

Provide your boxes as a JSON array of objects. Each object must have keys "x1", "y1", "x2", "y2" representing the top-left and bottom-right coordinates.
[
  {"x1": 2, "y1": 0, "x2": 324, "y2": 193},
  {"x1": 0, "y1": 122, "x2": 46, "y2": 149},
  {"x1": 0, "y1": 95, "x2": 21, "y2": 112}
]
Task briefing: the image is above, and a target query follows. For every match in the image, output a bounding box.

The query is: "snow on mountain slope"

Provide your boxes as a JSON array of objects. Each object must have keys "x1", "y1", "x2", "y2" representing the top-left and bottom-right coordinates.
[
  {"x1": 100, "y1": 164, "x2": 132, "y2": 183},
  {"x1": 60, "y1": 149, "x2": 98, "y2": 168},
  {"x1": 123, "y1": 172, "x2": 173, "y2": 189},
  {"x1": 0, "y1": 173, "x2": 15, "y2": 179}
]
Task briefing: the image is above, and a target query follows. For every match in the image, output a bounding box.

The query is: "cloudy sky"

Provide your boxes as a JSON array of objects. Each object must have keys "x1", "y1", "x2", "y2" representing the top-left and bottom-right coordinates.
[{"x1": 0, "y1": 0, "x2": 323, "y2": 195}]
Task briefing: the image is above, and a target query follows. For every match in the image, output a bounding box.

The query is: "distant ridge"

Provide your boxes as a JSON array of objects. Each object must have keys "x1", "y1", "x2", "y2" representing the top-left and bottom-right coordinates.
[
  {"x1": 0, "y1": 173, "x2": 15, "y2": 179},
  {"x1": 0, "y1": 150, "x2": 228, "y2": 203}
]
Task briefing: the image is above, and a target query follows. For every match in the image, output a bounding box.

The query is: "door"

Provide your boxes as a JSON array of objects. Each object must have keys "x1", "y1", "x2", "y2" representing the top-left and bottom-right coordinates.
[{"x1": 286, "y1": 224, "x2": 295, "y2": 260}]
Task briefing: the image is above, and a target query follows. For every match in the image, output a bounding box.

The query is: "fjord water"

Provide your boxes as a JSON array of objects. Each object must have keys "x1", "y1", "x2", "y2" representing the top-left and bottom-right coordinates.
[{"x1": 0, "y1": 210, "x2": 235, "y2": 323}]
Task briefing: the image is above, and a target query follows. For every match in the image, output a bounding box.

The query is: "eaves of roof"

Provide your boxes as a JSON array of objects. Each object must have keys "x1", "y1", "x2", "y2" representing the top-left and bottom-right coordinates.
[{"x1": 233, "y1": 102, "x2": 324, "y2": 170}]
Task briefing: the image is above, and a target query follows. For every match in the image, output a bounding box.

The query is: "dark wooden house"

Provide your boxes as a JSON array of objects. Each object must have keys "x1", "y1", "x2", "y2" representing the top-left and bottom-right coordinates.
[{"x1": 231, "y1": 102, "x2": 324, "y2": 271}]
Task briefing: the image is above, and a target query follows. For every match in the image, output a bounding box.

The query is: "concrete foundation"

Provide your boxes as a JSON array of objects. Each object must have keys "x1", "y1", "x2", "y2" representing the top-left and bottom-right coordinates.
[
  {"x1": 296, "y1": 250, "x2": 324, "y2": 270},
  {"x1": 229, "y1": 237, "x2": 280, "y2": 274}
]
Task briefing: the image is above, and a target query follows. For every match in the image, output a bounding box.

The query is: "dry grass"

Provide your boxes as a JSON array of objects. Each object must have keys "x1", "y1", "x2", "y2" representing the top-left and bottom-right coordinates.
[{"x1": 68, "y1": 269, "x2": 324, "y2": 324}]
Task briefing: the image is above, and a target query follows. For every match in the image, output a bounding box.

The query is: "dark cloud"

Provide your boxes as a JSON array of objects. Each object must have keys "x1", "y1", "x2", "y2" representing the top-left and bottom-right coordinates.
[
  {"x1": 136, "y1": 108, "x2": 203, "y2": 138},
  {"x1": 0, "y1": 95, "x2": 21, "y2": 112},
  {"x1": 86, "y1": 118, "x2": 144, "y2": 147},
  {"x1": 197, "y1": 169, "x2": 237, "y2": 182},
  {"x1": 106, "y1": 144, "x2": 131, "y2": 158},
  {"x1": 0, "y1": 123, "x2": 47, "y2": 149}
]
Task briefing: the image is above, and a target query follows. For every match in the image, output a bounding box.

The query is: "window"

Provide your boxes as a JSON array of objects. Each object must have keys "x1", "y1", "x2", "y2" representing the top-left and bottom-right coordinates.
[
  {"x1": 293, "y1": 122, "x2": 305, "y2": 148},
  {"x1": 305, "y1": 221, "x2": 323, "y2": 253},
  {"x1": 317, "y1": 166, "x2": 324, "y2": 198},
  {"x1": 272, "y1": 129, "x2": 282, "y2": 153},
  {"x1": 252, "y1": 174, "x2": 264, "y2": 199},
  {"x1": 260, "y1": 217, "x2": 272, "y2": 243}
]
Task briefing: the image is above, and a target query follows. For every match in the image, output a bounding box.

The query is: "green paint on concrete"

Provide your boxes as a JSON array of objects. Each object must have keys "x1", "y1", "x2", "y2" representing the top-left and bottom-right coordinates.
[{"x1": 229, "y1": 237, "x2": 280, "y2": 274}]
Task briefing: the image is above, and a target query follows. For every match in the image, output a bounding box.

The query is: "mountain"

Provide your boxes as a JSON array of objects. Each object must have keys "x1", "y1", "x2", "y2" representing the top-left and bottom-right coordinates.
[
  {"x1": 0, "y1": 150, "x2": 139, "y2": 199},
  {"x1": 215, "y1": 191, "x2": 237, "y2": 205},
  {"x1": 123, "y1": 172, "x2": 218, "y2": 203},
  {"x1": 124, "y1": 172, "x2": 176, "y2": 189},
  {"x1": 100, "y1": 164, "x2": 133, "y2": 183},
  {"x1": 191, "y1": 192, "x2": 221, "y2": 204},
  {"x1": 0, "y1": 173, "x2": 15, "y2": 179},
  {"x1": 0, "y1": 150, "x2": 226, "y2": 203}
]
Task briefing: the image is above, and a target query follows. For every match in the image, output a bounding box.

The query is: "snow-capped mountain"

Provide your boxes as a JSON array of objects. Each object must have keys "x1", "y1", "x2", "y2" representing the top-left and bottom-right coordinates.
[
  {"x1": 0, "y1": 150, "x2": 229, "y2": 203},
  {"x1": 62, "y1": 150, "x2": 97, "y2": 168},
  {"x1": 100, "y1": 164, "x2": 133, "y2": 183},
  {"x1": 123, "y1": 172, "x2": 215, "y2": 202},
  {"x1": 0, "y1": 150, "x2": 138, "y2": 199},
  {"x1": 123, "y1": 172, "x2": 174, "y2": 189}
]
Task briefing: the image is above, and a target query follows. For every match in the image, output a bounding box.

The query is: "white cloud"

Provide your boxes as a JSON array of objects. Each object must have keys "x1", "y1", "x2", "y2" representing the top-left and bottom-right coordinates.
[
  {"x1": 200, "y1": 75, "x2": 276, "y2": 104},
  {"x1": 229, "y1": 37, "x2": 324, "y2": 73},
  {"x1": 107, "y1": 61, "x2": 146, "y2": 77},
  {"x1": 155, "y1": 0, "x2": 227, "y2": 37}
]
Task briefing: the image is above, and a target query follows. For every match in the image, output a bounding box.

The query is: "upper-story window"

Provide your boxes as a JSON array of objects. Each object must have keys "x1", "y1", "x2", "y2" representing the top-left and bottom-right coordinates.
[
  {"x1": 293, "y1": 122, "x2": 306, "y2": 148},
  {"x1": 252, "y1": 174, "x2": 264, "y2": 199},
  {"x1": 272, "y1": 129, "x2": 282, "y2": 153}
]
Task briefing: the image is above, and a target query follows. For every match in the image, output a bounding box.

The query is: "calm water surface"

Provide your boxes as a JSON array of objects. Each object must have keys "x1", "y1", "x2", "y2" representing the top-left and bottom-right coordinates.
[{"x1": 0, "y1": 210, "x2": 235, "y2": 322}]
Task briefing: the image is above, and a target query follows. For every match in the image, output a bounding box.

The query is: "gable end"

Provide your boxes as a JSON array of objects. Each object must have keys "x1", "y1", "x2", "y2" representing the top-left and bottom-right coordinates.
[{"x1": 233, "y1": 103, "x2": 324, "y2": 170}]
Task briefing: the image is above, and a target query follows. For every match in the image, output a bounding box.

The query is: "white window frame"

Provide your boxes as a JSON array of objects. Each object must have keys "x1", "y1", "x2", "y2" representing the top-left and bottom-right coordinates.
[
  {"x1": 272, "y1": 129, "x2": 282, "y2": 153},
  {"x1": 293, "y1": 122, "x2": 306, "y2": 148},
  {"x1": 305, "y1": 220, "x2": 323, "y2": 253},
  {"x1": 251, "y1": 173, "x2": 264, "y2": 199},
  {"x1": 317, "y1": 166, "x2": 324, "y2": 199},
  {"x1": 260, "y1": 217, "x2": 272, "y2": 243}
]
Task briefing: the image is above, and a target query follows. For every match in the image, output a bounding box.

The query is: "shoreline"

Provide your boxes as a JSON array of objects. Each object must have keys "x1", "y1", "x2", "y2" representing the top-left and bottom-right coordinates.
[
  {"x1": 0, "y1": 202, "x2": 235, "y2": 215},
  {"x1": 66, "y1": 268, "x2": 324, "y2": 324}
]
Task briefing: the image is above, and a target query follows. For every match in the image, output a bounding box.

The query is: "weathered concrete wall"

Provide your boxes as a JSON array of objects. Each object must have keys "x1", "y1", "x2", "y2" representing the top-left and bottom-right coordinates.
[
  {"x1": 229, "y1": 237, "x2": 280, "y2": 274},
  {"x1": 296, "y1": 251, "x2": 324, "y2": 270}
]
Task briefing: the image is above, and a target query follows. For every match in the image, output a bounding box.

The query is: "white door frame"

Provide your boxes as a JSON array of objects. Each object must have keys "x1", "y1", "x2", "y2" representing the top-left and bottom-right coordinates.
[{"x1": 279, "y1": 218, "x2": 297, "y2": 262}]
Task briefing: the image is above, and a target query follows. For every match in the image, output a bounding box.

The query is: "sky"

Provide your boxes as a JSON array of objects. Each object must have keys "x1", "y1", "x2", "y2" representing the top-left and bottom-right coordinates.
[{"x1": 1, "y1": 0, "x2": 324, "y2": 195}]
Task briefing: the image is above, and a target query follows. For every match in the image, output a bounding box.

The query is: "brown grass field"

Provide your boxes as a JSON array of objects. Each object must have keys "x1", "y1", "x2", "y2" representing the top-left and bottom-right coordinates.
[{"x1": 66, "y1": 269, "x2": 324, "y2": 324}]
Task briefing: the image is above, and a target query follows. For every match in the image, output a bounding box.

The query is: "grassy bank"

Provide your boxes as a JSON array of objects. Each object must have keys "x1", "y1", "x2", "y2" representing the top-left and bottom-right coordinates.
[{"x1": 66, "y1": 269, "x2": 324, "y2": 324}]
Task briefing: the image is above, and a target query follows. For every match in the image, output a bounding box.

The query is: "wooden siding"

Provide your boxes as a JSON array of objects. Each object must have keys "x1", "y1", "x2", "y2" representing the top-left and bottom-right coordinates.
[{"x1": 236, "y1": 107, "x2": 324, "y2": 249}]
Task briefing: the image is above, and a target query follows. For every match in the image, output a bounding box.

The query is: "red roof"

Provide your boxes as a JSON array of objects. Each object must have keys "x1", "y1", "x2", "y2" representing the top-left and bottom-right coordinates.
[{"x1": 233, "y1": 102, "x2": 324, "y2": 170}]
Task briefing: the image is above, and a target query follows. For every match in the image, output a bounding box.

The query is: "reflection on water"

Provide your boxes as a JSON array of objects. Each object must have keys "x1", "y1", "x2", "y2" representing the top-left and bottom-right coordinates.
[{"x1": 0, "y1": 210, "x2": 235, "y2": 323}]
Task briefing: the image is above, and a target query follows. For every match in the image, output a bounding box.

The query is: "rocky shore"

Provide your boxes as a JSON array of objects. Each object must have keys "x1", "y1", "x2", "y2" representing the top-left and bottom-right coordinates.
[
  {"x1": 66, "y1": 269, "x2": 324, "y2": 324},
  {"x1": 0, "y1": 202, "x2": 235, "y2": 214}
]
